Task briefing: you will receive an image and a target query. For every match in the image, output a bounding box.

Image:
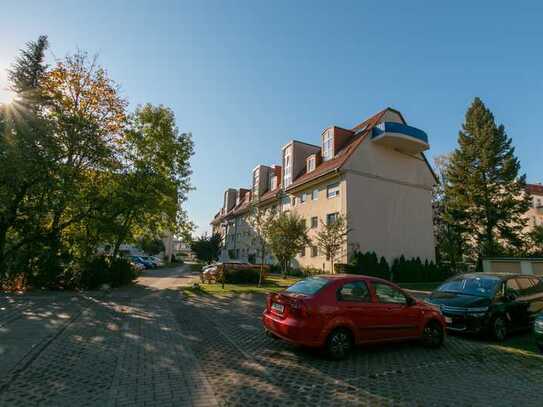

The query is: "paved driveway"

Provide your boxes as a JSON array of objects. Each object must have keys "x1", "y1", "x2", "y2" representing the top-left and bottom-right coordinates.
[{"x1": 1, "y1": 266, "x2": 542, "y2": 406}]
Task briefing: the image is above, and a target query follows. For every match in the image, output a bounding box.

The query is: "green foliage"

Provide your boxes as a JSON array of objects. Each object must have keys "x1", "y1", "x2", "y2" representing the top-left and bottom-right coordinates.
[
  {"x1": 78, "y1": 256, "x2": 136, "y2": 290},
  {"x1": 0, "y1": 37, "x2": 193, "y2": 289},
  {"x1": 349, "y1": 251, "x2": 390, "y2": 279},
  {"x1": 314, "y1": 214, "x2": 350, "y2": 272},
  {"x1": 264, "y1": 211, "x2": 309, "y2": 276},
  {"x1": 444, "y1": 98, "x2": 531, "y2": 262},
  {"x1": 223, "y1": 267, "x2": 260, "y2": 284},
  {"x1": 138, "y1": 237, "x2": 165, "y2": 256},
  {"x1": 529, "y1": 225, "x2": 543, "y2": 256},
  {"x1": 348, "y1": 251, "x2": 450, "y2": 283},
  {"x1": 190, "y1": 233, "x2": 222, "y2": 264}
]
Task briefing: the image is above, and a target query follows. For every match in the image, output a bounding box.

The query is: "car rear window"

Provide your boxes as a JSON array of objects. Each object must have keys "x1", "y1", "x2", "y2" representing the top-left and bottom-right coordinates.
[{"x1": 286, "y1": 277, "x2": 329, "y2": 295}]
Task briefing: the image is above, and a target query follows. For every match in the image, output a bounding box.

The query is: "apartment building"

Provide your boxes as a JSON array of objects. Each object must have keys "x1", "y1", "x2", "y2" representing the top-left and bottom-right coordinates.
[
  {"x1": 526, "y1": 183, "x2": 543, "y2": 229},
  {"x1": 211, "y1": 108, "x2": 437, "y2": 272}
]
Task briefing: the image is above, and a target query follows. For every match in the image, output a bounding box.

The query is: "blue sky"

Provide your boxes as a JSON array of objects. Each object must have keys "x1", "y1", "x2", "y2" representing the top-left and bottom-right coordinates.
[{"x1": 1, "y1": 1, "x2": 542, "y2": 235}]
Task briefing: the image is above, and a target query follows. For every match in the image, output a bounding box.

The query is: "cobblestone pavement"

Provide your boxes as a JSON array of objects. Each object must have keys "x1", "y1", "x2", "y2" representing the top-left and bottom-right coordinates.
[{"x1": 1, "y1": 267, "x2": 542, "y2": 406}]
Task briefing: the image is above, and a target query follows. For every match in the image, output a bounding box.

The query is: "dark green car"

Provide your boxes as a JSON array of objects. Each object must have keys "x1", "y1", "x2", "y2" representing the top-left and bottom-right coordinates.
[
  {"x1": 427, "y1": 273, "x2": 543, "y2": 341},
  {"x1": 535, "y1": 313, "x2": 543, "y2": 353}
]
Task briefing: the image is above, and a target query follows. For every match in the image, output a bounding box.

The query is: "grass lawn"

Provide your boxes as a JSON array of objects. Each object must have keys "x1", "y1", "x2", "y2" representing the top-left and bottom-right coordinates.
[
  {"x1": 399, "y1": 282, "x2": 442, "y2": 292},
  {"x1": 182, "y1": 274, "x2": 301, "y2": 297}
]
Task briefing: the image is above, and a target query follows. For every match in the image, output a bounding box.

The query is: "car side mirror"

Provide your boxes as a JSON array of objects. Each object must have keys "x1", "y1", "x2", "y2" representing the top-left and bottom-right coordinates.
[{"x1": 406, "y1": 296, "x2": 416, "y2": 306}]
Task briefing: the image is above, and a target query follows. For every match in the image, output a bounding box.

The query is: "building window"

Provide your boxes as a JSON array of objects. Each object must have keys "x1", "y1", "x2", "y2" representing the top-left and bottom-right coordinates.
[
  {"x1": 311, "y1": 189, "x2": 318, "y2": 200},
  {"x1": 307, "y1": 156, "x2": 316, "y2": 173},
  {"x1": 284, "y1": 150, "x2": 292, "y2": 187},
  {"x1": 327, "y1": 182, "x2": 340, "y2": 198},
  {"x1": 291, "y1": 196, "x2": 296, "y2": 206},
  {"x1": 311, "y1": 216, "x2": 318, "y2": 228},
  {"x1": 322, "y1": 130, "x2": 333, "y2": 161},
  {"x1": 281, "y1": 195, "x2": 290, "y2": 208},
  {"x1": 326, "y1": 212, "x2": 338, "y2": 225},
  {"x1": 300, "y1": 247, "x2": 306, "y2": 257},
  {"x1": 300, "y1": 192, "x2": 307, "y2": 203},
  {"x1": 311, "y1": 246, "x2": 318, "y2": 257}
]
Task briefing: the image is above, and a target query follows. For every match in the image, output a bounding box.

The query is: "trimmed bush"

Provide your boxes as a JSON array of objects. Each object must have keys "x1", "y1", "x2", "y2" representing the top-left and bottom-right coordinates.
[
  {"x1": 349, "y1": 251, "x2": 451, "y2": 283},
  {"x1": 79, "y1": 256, "x2": 137, "y2": 289},
  {"x1": 223, "y1": 267, "x2": 260, "y2": 284}
]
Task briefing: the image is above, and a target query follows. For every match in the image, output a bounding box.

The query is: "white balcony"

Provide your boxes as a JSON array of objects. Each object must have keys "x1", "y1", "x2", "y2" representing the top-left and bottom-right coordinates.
[{"x1": 372, "y1": 122, "x2": 429, "y2": 154}]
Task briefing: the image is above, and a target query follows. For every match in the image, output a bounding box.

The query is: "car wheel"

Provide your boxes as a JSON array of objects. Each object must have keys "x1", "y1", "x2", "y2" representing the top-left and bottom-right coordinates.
[
  {"x1": 326, "y1": 328, "x2": 353, "y2": 360},
  {"x1": 491, "y1": 316, "x2": 507, "y2": 342},
  {"x1": 421, "y1": 320, "x2": 444, "y2": 348}
]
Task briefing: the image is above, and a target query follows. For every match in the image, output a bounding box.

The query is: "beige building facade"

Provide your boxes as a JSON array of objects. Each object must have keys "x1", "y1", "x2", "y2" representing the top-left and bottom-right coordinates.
[
  {"x1": 525, "y1": 183, "x2": 543, "y2": 230},
  {"x1": 211, "y1": 108, "x2": 437, "y2": 272}
]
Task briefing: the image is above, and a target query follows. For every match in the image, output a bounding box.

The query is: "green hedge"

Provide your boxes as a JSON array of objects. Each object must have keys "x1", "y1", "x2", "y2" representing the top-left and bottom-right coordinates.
[
  {"x1": 223, "y1": 268, "x2": 261, "y2": 284},
  {"x1": 345, "y1": 251, "x2": 451, "y2": 283},
  {"x1": 79, "y1": 256, "x2": 137, "y2": 289}
]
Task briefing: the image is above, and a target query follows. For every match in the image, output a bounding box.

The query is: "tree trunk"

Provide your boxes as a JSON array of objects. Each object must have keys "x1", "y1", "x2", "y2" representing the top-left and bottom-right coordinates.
[{"x1": 112, "y1": 212, "x2": 134, "y2": 258}]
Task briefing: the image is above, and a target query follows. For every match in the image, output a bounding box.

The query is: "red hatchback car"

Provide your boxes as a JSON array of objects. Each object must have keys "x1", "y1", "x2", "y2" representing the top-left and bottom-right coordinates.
[{"x1": 262, "y1": 275, "x2": 446, "y2": 359}]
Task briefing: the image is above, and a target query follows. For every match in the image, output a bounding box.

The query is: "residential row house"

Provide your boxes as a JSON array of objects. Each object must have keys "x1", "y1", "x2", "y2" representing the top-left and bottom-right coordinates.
[
  {"x1": 526, "y1": 183, "x2": 543, "y2": 229},
  {"x1": 211, "y1": 108, "x2": 437, "y2": 272}
]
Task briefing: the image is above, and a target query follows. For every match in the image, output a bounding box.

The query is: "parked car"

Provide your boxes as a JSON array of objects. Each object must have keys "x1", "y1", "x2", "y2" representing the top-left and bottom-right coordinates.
[
  {"x1": 129, "y1": 261, "x2": 145, "y2": 272},
  {"x1": 535, "y1": 313, "x2": 543, "y2": 353},
  {"x1": 201, "y1": 261, "x2": 270, "y2": 283},
  {"x1": 141, "y1": 256, "x2": 162, "y2": 267},
  {"x1": 149, "y1": 256, "x2": 164, "y2": 267},
  {"x1": 262, "y1": 275, "x2": 446, "y2": 359},
  {"x1": 426, "y1": 273, "x2": 543, "y2": 341},
  {"x1": 130, "y1": 255, "x2": 156, "y2": 269}
]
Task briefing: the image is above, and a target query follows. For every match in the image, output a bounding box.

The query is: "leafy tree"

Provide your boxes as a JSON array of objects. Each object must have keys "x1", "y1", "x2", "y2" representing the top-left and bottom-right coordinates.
[
  {"x1": 530, "y1": 225, "x2": 543, "y2": 255},
  {"x1": 0, "y1": 36, "x2": 56, "y2": 281},
  {"x1": 190, "y1": 233, "x2": 222, "y2": 264},
  {"x1": 264, "y1": 211, "x2": 309, "y2": 277},
  {"x1": 247, "y1": 203, "x2": 275, "y2": 286},
  {"x1": 314, "y1": 214, "x2": 350, "y2": 273},
  {"x1": 433, "y1": 155, "x2": 464, "y2": 268},
  {"x1": 108, "y1": 104, "x2": 194, "y2": 258},
  {"x1": 445, "y1": 98, "x2": 531, "y2": 265},
  {"x1": 138, "y1": 237, "x2": 166, "y2": 256},
  {"x1": 0, "y1": 37, "x2": 194, "y2": 289}
]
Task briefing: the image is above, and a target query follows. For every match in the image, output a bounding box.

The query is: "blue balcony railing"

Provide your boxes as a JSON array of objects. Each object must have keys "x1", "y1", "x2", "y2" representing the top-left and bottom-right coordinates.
[{"x1": 372, "y1": 122, "x2": 429, "y2": 144}]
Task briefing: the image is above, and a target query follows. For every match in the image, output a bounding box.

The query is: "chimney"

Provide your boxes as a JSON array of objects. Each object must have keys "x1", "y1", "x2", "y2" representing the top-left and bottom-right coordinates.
[{"x1": 223, "y1": 188, "x2": 238, "y2": 212}]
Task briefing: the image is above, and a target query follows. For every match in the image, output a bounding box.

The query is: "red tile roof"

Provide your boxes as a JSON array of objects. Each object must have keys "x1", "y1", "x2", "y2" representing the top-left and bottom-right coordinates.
[
  {"x1": 259, "y1": 187, "x2": 281, "y2": 203},
  {"x1": 286, "y1": 109, "x2": 388, "y2": 191},
  {"x1": 527, "y1": 184, "x2": 543, "y2": 196},
  {"x1": 210, "y1": 107, "x2": 427, "y2": 224}
]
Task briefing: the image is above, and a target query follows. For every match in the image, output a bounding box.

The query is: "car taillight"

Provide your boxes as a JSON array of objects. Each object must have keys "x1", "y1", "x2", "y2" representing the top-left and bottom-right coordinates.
[
  {"x1": 266, "y1": 294, "x2": 273, "y2": 311},
  {"x1": 290, "y1": 300, "x2": 310, "y2": 318}
]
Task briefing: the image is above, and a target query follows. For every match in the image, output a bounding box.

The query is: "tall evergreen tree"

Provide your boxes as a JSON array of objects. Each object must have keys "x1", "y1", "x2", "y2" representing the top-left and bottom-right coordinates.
[{"x1": 445, "y1": 98, "x2": 530, "y2": 264}]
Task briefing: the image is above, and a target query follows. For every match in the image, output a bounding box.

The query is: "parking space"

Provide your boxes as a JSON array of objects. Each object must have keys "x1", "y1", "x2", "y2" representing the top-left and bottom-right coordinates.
[{"x1": 1, "y1": 266, "x2": 542, "y2": 406}]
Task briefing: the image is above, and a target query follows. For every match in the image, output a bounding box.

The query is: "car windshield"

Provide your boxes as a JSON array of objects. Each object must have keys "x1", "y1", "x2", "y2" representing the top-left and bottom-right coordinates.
[
  {"x1": 437, "y1": 276, "x2": 501, "y2": 297},
  {"x1": 285, "y1": 277, "x2": 329, "y2": 295}
]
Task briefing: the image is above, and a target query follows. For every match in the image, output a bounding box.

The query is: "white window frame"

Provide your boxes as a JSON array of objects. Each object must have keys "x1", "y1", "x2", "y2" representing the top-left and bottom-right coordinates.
[
  {"x1": 311, "y1": 189, "x2": 318, "y2": 200},
  {"x1": 322, "y1": 131, "x2": 333, "y2": 161},
  {"x1": 307, "y1": 156, "x2": 316, "y2": 173},
  {"x1": 326, "y1": 212, "x2": 338, "y2": 225},
  {"x1": 327, "y1": 182, "x2": 340, "y2": 199}
]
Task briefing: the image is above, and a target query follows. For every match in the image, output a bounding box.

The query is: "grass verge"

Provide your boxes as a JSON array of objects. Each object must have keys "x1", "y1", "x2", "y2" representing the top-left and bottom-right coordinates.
[{"x1": 181, "y1": 274, "x2": 301, "y2": 297}]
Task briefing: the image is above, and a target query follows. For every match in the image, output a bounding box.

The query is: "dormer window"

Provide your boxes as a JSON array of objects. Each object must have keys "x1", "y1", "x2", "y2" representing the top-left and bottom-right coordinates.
[
  {"x1": 322, "y1": 130, "x2": 333, "y2": 161},
  {"x1": 307, "y1": 156, "x2": 316, "y2": 173},
  {"x1": 283, "y1": 149, "x2": 292, "y2": 187}
]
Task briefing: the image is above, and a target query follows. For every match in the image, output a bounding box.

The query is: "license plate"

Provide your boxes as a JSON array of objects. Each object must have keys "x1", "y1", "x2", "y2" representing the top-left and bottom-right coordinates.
[
  {"x1": 271, "y1": 303, "x2": 284, "y2": 313},
  {"x1": 445, "y1": 316, "x2": 452, "y2": 324}
]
